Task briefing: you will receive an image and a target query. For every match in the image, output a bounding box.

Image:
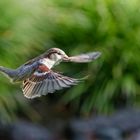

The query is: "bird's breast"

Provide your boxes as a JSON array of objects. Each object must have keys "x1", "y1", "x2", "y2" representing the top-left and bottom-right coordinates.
[{"x1": 38, "y1": 65, "x2": 49, "y2": 72}]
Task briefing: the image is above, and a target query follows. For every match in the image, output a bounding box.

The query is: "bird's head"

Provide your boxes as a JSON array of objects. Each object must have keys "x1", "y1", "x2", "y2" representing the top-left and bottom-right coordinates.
[{"x1": 45, "y1": 48, "x2": 69, "y2": 62}]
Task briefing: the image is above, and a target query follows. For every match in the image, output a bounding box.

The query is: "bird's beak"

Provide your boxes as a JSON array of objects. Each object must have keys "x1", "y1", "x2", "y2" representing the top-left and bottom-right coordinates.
[{"x1": 62, "y1": 55, "x2": 70, "y2": 62}]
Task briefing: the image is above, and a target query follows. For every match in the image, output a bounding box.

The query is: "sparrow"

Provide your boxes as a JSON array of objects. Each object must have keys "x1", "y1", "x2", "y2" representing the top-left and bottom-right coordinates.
[{"x1": 0, "y1": 48, "x2": 101, "y2": 99}]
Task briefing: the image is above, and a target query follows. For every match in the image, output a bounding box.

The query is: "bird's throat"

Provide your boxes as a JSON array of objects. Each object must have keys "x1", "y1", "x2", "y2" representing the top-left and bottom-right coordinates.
[{"x1": 39, "y1": 58, "x2": 56, "y2": 69}]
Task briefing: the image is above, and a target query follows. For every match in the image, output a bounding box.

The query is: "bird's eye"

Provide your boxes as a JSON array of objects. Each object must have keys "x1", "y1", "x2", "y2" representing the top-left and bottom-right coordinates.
[{"x1": 57, "y1": 53, "x2": 61, "y2": 55}]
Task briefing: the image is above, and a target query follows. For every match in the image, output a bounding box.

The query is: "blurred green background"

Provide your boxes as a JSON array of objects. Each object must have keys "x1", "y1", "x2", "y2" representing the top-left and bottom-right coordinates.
[{"x1": 0, "y1": 0, "x2": 140, "y2": 122}]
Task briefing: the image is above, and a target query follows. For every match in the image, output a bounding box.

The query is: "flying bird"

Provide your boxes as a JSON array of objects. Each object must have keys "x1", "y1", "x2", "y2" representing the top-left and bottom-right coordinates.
[{"x1": 0, "y1": 48, "x2": 101, "y2": 99}]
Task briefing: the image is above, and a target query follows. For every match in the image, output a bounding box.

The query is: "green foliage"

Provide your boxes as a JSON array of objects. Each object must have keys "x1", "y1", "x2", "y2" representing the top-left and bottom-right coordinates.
[{"x1": 0, "y1": 0, "x2": 140, "y2": 120}]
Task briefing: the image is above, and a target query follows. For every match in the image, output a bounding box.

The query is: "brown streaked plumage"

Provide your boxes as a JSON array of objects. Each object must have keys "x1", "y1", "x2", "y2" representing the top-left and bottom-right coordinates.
[{"x1": 0, "y1": 48, "x2": 101, "y2": 99}]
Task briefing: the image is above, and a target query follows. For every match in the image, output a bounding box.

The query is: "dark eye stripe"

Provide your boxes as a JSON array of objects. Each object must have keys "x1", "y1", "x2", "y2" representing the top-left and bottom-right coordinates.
[{"x1": 45, "y1": 51, "x2": 62, "y2": 59}]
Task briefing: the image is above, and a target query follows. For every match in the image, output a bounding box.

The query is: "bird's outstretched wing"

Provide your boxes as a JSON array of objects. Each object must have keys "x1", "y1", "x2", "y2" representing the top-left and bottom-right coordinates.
[
  {"x1": 22, "y1": 70, "x2": 79, "y2": 99},
  {"x1": 68, "y1": 52, "x2": 101, "y2": 63}
]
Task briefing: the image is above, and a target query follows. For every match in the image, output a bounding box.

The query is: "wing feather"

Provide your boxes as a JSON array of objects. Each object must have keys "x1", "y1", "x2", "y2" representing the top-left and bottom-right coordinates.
[
  {"x1": 52, "y1": 79, "x2": 61, "y2": 90},
  {"x1": 22, "y1": 71, "x2": 80, "y2": 99},
  {"x1": 69, "y1": 52, "x2": 101, "y2": 63}
]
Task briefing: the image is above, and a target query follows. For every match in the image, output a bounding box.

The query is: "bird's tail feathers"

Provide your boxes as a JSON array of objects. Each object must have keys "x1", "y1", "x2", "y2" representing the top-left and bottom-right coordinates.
[{"x1": 0, "y1": 66, "x2": 16, "y2": 80}]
